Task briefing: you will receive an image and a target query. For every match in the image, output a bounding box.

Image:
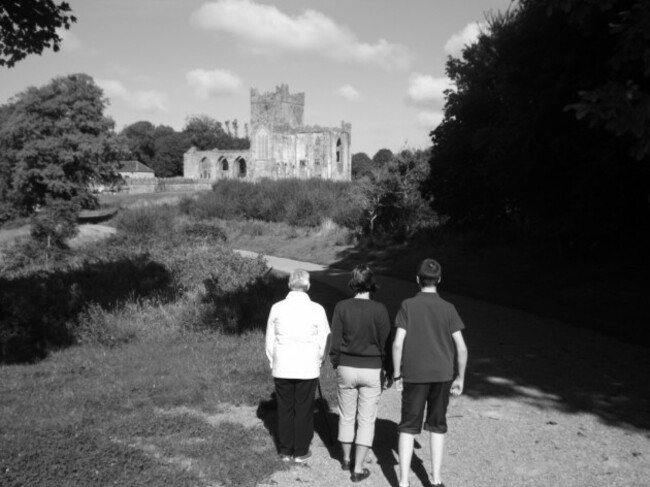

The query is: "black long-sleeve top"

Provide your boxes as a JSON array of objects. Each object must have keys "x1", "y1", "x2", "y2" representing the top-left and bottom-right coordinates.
[{"x1": 329, "y1": 298, "x2": 391, "y2": 369}]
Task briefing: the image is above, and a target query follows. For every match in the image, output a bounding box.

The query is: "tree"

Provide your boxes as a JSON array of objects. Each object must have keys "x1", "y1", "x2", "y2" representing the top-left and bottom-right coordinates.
[
  {"x1": 0, "y1": 73, "x2": 127, "y2": 213},
  {"x1": 152, "y1": 126, "x2": 190, "y2": 177},
  {"x1": 351, "y1": 152, "x2": 373, "y2": 179},
  {"x1": 183, "y1": 115, "x2": 226, "y2": 150},
  {"x1": 1, "y1": 1, "x2": 76, "y2": 68},
  {"x1": 425, "y1": 0, "x2": 650, "y2": 254},
  {"x1": 121, "y1": 121, "x2": 156, "y2": 166},
  {"x1": 357, "y1": 148, "x2": 435, "y2": 237},
  {"x1": 372, "y1": 148, "x2": 393, "y2": 167}
]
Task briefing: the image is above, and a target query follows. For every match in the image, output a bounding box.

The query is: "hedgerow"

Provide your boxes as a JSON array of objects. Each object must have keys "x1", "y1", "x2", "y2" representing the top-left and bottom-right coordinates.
[{"x1": 179, "y1": 178, "x2": 364, "y2": 228}]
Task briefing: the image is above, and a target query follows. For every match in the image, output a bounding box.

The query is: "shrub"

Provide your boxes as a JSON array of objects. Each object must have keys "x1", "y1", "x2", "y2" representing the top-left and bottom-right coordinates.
[
  {"x1": 30, "y1": 198, "x2": 79, "y2": 248},
  {"x1": 182, "y1": 221, "x2": 228, "y2": 242},
  {"x1": 114, "y1": 205, "x2": 177, "y2": 240}
]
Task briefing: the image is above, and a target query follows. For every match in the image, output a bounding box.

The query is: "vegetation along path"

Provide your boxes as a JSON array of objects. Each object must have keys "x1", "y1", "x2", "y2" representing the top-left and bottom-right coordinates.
[{"x1": 235, "y1": 250, "x2": 650, "y2": 487}]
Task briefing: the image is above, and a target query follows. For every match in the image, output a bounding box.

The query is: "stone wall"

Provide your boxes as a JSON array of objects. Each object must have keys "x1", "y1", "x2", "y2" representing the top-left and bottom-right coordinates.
[{"x1": 122, "y1": 178, "x2": 212, "y2": 194}]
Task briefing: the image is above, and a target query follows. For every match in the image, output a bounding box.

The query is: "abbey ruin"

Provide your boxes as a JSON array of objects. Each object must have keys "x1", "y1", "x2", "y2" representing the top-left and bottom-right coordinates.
[{"x1": 183, "y1": 84, "x2": 352, "y2": 182}]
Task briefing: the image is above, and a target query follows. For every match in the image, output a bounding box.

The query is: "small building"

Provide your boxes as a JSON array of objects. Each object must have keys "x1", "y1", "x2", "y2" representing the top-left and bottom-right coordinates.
[
  {"x1": 118, "y1": 160, "x2": 155, "y2": 179},
  {"x1": 184, "y1": 84, "x2": 352, "y2": 182}
]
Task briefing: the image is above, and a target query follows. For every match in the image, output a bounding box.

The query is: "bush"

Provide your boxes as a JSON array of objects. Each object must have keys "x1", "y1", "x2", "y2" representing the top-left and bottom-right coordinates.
[
  {"x1": 182, "y1": 221, "x2": 228, "y2": 242},
  {"x1": 114, "y1": 205, "x2": 177, "y2": 240},
  {"x1": 30, "y1": 198, "x2": 79, "y2": 248},
  {"x1": 182, "y1": 178, "x2": 363, "y2": 229}
]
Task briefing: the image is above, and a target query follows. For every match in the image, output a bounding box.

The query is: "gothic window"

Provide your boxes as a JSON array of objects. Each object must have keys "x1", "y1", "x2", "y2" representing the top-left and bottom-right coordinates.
[
  {"x1": 200, "y1": 157, "x2": 211, "y2": 179},
  {"x1": 336, "y1": 138, "x2": 343, "y2": 172},
  {"x1": 300, "y1": 159, "x2": 307, "y2": 168},
  {"x1": 237, "y1": 157, "x2": 247, "y2": 178},
  {"x1": 219, "y1": 156, "x2": 229, "y2": 171}
]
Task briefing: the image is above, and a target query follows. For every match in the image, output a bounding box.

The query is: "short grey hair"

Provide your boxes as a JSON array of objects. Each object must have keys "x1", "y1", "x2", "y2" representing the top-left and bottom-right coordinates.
[{"x1": 288, "y1": 269, "x2": 310, "y2": 291}]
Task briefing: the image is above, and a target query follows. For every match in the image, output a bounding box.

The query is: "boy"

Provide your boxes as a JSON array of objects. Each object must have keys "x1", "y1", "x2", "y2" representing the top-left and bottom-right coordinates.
[{"x1": 392, "y1": 258, "x2": 468, "y2": 487}]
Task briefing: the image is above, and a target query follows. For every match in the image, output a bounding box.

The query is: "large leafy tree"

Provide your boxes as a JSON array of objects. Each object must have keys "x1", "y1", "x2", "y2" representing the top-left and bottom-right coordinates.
[
  {"x1": 0, "y1": 73, "x2": 127, "y2": 213},
  {"x1": 183, "y1": 114, "x2": 249, "y2": 151},
  {"x1": 426, "y1": 0, "x2": 650, "y2": 254},
  {"x1": 152, "y1": 125, "x2": 190, "y2": 177},
  {"x1": 0, "y1": 0, "x2": 76, "y2": 68}
]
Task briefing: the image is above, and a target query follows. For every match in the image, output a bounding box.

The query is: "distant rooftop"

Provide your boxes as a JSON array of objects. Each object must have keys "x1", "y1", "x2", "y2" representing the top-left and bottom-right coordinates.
[{"x1": 118, "y1": 160, "x2": 154, "y2": 173}]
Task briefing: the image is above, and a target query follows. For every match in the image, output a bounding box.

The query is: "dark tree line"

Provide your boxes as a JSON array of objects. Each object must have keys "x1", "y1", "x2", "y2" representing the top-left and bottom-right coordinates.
[{"x1": 425, "y1": 0, "x2": 650, "y2": 256}]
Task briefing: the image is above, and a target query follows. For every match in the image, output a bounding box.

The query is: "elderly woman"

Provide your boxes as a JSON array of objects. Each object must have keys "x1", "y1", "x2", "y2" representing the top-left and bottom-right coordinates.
[
  {"x1": 265, "y1": 269, "x2": 330, "y2": 463},
  {"x1": 329, "y1": 265, "x2": 391, "y2": 482}
]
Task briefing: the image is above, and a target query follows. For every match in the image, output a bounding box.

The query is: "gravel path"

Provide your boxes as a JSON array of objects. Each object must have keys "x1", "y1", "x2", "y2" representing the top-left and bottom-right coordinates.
[{"x1": 236, "y1": 251, "x2": 650, "y2": 487}]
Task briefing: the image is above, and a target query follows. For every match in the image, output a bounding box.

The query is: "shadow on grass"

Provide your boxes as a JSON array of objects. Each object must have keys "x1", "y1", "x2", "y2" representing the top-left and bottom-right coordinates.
[{"x1": 0, "y1": 256, "x2": 173, "y2": 364}]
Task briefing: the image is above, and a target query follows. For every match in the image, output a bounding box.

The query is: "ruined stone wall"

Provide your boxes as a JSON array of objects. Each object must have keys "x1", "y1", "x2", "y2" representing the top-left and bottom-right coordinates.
[{"x1": 184, "y1": 85, "x2": 351, "y2": 182}]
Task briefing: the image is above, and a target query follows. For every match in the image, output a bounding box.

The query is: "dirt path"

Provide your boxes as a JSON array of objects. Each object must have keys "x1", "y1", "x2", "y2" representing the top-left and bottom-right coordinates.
[{"x1": 236, "y1": 250, "x2": 650, "y2": 487}]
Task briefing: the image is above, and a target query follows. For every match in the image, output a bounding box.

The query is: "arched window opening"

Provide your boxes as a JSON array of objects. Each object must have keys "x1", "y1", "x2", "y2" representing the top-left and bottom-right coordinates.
[
  {"x1": 219, "y1": 156, "x2": 229, "y2": 171},
  {"x1": 336, "y1": 138, "x2": 342, "y2": 163},
  {"x1": 200, "y1": 157, "x2": 211, "y2": 180},
  {"x1": 237, "y1": 157, "x2": 247, "y2": 178}
]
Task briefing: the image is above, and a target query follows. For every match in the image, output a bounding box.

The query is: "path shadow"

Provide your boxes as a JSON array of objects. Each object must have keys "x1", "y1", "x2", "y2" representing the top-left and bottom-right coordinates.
[{"x1": 305, "y1": 265, "x2": 650, "y2": 432}]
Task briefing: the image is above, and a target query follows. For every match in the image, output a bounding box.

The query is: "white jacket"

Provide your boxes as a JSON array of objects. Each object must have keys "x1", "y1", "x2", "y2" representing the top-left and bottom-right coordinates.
[{"x1": 265, "y1": 291, "x2": 330, "y2": 379}]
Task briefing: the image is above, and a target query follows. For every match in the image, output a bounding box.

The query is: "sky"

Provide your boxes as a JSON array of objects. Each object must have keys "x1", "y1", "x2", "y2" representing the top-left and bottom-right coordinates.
[{"x1": 1, "y1": 0, "x2": 517, "y2": 156}]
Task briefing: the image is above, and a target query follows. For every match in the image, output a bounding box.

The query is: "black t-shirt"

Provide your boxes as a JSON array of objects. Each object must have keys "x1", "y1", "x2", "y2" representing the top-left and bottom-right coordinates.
[{"x1": 395, "y1": 292, "x2": 465, "y2": 382}]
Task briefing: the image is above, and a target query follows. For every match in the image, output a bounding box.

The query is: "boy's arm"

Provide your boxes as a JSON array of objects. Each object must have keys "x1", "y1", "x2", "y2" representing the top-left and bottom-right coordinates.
[
  {"x1": 451, "y1": 330, "x2": 468, "y2": 396},
  {"x1": 392, "y1": 327, "x2": 406, "y2": 381}
]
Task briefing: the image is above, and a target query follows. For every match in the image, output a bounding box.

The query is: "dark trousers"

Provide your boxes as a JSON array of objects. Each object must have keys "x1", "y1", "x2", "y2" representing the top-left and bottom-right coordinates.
[{"x1": 274, "y1": 377, "x2": 318, "y2": 457}]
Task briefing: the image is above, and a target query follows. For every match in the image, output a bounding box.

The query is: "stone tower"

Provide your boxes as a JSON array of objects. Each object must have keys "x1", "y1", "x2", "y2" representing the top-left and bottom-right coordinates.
[{"x1": 250, "y1": 83, "x2": 305, "y2": 128}]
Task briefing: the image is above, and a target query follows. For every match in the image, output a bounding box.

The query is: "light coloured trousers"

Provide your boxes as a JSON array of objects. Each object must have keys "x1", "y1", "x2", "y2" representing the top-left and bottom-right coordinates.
[{"x1": 336, "y1": 365, "x2": 382, "y2": 447}]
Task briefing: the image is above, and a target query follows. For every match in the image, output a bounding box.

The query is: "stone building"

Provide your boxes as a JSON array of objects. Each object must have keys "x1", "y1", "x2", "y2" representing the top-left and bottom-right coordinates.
[{"x1": 183, "y1": 84, "x2": 351, "y2": 182}]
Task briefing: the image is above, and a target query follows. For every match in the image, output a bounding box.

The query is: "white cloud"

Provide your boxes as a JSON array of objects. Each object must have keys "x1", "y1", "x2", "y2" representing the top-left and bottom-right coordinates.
[
  {"x1": 186, "y1": 68, "x2": 244, "y2": 99},
  {"x1": 444, "y1": 22, "x2": 487, "y2": 58},
  {"x1": 417, "y1": 111, "x2": 444, "y2": 129},
  {"x1": 191, "y1": 0, "x2": 411, "y2": 70},
  {"x1": 56, "y1": 28, "x2": 81, "y2": 52},
  {"x1": 406, "y1": 74, "x2": 454, "y2": 106},
  {"x1": 96, "y1": 79, "x2": 169, "y2": 113},
  {"x1": 334, "y1": 84, "x2": 360, "y2": 102}
]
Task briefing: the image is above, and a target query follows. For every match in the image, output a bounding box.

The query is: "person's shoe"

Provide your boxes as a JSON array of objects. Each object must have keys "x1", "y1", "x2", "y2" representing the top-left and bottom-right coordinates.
[
  {"x1": 293, "y1": 450, "x2": 312, "y2": 463},
  {"x1": 279, "y1": 454, "x2": 292, "y2": 462},
  {"x1": 341, "y1": 459, "x2": 351, "y2": 471},
  {"x1": 350, "y1": 468, "x2": 370, "y2": 482}
]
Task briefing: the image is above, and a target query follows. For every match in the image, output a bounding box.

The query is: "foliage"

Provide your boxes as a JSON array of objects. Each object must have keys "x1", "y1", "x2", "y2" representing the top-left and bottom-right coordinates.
[
  {"x1": 180, "y1": 178, "x2": 363, "y2": 229},
  {"x1": 183, "y1": 114, "x2": 249, "y2": 151},
  {"x1": 372, "y1": 148, "x2": 394, "y2": 167},
  {"x1": 357, "y1": 148, "x2": 437, "y2": 238},
  {"x1": 425, "y1": 0, "x2": 650, "y2": 256},
  {"x1": 351, "y1": 152, "x2": 373, "y2": 179},
  {"x1": 120, "y1": 121, "x2": 190, "y2": 177},
  {"x1": 0, "y1": 73, "x2": 128, "y2": 214},
  {"x1": 0, "y1": 0, "x2": 76, "y2": 68},
  {"x1": 30, "y1": 197, "x2": 79, "y2": 248}
]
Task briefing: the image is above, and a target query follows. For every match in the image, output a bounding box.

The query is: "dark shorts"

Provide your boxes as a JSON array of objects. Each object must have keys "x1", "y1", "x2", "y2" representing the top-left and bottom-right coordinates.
[{"x1": 398, "y1": 381, "x2": 452, "y2": 435}]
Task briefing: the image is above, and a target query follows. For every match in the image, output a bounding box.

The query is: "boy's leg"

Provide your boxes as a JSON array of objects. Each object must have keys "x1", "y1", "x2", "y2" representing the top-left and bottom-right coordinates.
[
  {"x1": 423, "y1": 381, "x2": 452, "y2": 485},
  {"x1": 429, "y1": 432, "x2": 445, "y2": 485},
  {"x1": 397, "y1": 383, "x2": 428, "y2": 487},
  {"x1": 398, "y1": 432, "x2": 415, "y2": 486}
]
